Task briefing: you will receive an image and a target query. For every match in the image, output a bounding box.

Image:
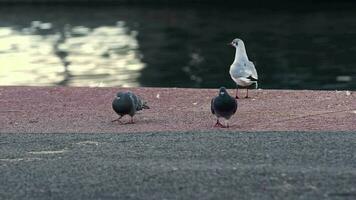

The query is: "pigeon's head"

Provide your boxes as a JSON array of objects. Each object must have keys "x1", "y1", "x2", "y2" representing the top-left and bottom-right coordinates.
[
  {"x1": 218, "y1": 87, "x2": 229, "y2": 97},
  {"x1": 115, "y1": 92, "x2": 125, "y2": 99},
  {"x1": 230, "y1": 38, "x2": 242, "y2": 48}
]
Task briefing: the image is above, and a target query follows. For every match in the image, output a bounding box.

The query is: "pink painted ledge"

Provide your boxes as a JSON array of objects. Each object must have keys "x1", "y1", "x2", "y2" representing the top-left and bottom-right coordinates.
[{"x1": 0, "y1": 86, "x2": 355, "y2": 133}]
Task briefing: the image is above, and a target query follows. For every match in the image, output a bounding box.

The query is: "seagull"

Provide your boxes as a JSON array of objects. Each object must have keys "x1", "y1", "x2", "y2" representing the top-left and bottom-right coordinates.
[
  {"x1": 112, "y1": 91, "x2": 149, "y2": 124},
  {"x1": 211, "y1": 87, "x2": 238, "y2": 128},
  {"x1": 229, "y1": 38, "x2": 258, "y2": 99}
]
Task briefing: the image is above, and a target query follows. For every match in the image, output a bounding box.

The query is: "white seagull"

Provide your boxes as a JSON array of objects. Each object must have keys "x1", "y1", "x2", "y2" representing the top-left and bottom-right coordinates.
[{"x1": 229, "y1": 38, "x2": 258, "y2": 98}]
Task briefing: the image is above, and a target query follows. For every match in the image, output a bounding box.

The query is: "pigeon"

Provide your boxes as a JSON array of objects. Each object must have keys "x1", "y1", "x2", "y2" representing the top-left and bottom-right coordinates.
[
  {"x1": 211, "y1": 87, "x2": 238, "y2": 128},
  {"x1": 112, "y1": 91, "x2": 149, "y2": 124},
  {"x1": 229, "y1": 38, "x2": 258, "y2": 99}
]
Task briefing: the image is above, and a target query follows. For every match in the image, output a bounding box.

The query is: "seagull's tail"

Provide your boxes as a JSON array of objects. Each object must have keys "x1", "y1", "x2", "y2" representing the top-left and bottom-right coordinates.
[
  {"x1": 238, "y1": 77, "x2": 257, "y2": 87},
  {"x1": 247, "y1": 75, "x2": 258, "y2": 81}
]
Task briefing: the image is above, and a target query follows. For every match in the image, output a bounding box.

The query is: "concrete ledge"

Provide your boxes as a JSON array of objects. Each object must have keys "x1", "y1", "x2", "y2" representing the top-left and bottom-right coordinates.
[{"x1": 0, "y1": 86, "x2": 355, "y2": 133}]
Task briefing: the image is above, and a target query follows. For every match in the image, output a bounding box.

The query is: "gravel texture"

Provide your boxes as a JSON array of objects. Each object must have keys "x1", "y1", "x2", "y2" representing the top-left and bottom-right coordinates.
[{"x1": 0, "y1": 86, "x2": 355, "y2": 133}]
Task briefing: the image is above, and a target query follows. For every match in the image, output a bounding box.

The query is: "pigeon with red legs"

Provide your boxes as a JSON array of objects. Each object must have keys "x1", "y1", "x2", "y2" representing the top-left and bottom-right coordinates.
[
  {"x1": 112, "y1": 91, "x2": 149, "y2": 124},
  {"x1": 211, "y1": 87, "x2": 238, "y2": 128}
]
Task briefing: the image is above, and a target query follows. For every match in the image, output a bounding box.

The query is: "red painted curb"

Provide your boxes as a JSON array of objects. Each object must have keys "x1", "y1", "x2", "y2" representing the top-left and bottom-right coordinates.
[{"x1": 0, "y1": 86, "x2": 355, "y2": 133}]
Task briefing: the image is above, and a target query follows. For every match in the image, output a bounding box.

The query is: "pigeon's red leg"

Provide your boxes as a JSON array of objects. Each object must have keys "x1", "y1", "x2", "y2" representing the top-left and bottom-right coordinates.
[
  {"x1": 111, "y1": 116, "x2": 123, "y2": 123},
  {"x1": 214, "y1": 119, "x2": 224, "y2": 128},
  {"x1": 245, "y1": 89, "x2": 249, "y2": 98},
  {"x1": 235, "y1": 88, "x2": 239, "y2": 99},
  {"x1": 220, "y1": 122, "x2": 229, "y2": 128},
  {"x1": 127, "y1": 117, "x2": 135, "y2": 124},
  {"x1": 225, "y1": 121, "x2": 230, "y2": 128}
]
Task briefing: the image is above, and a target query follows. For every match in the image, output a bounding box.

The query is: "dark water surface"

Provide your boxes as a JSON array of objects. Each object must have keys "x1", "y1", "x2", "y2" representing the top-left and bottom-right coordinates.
[{"x1": 0, "y1": 4, "x2": 355, "y2": 89}]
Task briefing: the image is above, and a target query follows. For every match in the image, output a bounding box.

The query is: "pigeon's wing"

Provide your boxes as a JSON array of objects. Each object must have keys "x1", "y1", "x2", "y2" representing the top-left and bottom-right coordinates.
[
  {"x1": 232, "y1": 98, "x2": 238, "y2": 114},
  {"x1": 126, "y1": 92, "x2": 137, "y2": 116},
  {"x1": 134, "y1": 94, "x2": 142, "y2": 110},
  {"x1": 127, "y1": 92, "x2": 137, "y2": 105},
  {"x1": 129, "y1": 92, "x2": 149, "y2": 110},
  {"x1": 210, "y1": 97, "x2": 215, "y2": 115},
  {"x1": 127, "y1": 92, "x2": 141, "y2": 111},
  {"x1": 112, "y1": 98, "x2": 121, "y2": 115}
]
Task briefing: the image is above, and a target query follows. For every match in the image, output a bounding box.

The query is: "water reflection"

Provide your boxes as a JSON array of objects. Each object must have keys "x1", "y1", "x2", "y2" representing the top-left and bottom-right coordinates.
[
  {"x1": 0, "y1": 15, "x2": 144, "y2": 87},
  {"x1": 0, "y1": 5, "x2": 355, "y2": 90}
]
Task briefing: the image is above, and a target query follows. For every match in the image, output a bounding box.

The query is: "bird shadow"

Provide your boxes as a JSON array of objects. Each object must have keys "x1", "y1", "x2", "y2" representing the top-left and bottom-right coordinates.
[{"x1": 109, "y1": 117, "x2": 165, "y2": 126}]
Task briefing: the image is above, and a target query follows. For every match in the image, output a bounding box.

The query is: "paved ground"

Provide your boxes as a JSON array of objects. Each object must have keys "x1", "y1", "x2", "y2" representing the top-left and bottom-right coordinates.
[
  {"x1": 1, "y1": 87, "x2": 355, "y2": 199},
  {"x1": 0, "y1": 86, "x2": 355, "y2": 133},
  {"x1": 1, "y1": 131, "x2": 356, "y2": 200}
]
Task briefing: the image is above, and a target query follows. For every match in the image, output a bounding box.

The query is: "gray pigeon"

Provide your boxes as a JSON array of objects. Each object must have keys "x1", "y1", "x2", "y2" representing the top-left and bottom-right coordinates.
[
  {"x1": 229, "y1": 38, "x2": 258, "y2": 99},
  {"x1": 211, "y1": 87, "x2": 238, "y2": 128},
  {"x1": 112, "y1": 91, "x2": 149, "y2": 124}
]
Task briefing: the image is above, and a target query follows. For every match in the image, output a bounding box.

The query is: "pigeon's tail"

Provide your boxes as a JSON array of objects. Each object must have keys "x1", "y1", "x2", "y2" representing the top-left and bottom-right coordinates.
[
  {"x1": 135, "y1": 95, "x2": 150, "y2": 110},
  {"x1": 142, "y1": 102, "x2": 150, "y2": 109}
]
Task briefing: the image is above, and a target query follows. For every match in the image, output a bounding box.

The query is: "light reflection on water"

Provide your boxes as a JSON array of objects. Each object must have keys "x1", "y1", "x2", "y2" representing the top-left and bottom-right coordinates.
[
  {"x1": 0, "y1": 5, "x2": 356, "y2": 90},
  {"x1": 0, "y1": 19, "x2": 144, "y2": 87}
]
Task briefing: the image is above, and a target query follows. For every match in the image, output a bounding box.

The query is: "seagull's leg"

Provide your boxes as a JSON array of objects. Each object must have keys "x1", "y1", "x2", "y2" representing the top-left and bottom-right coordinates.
[
  {"x1": 111, "y1": 116, "x2": 123, "y2": 123},
  {"x1": 245, "y1": 89, "x2": 249, "y2": 98},
  {"x1": 235, "y1": 86, "x2": 239, "y2": 99}
]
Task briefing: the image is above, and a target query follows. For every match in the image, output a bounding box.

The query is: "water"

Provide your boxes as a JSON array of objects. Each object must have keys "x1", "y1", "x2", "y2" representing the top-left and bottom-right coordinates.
[{"x1": 0, "y1": 4, "x2": 355, "y2": 90}]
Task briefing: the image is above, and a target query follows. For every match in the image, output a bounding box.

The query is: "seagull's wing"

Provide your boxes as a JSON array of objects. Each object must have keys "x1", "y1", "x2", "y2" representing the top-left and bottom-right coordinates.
[
  {"x1": 248, "y1": 61, "x2": 258, "y2": 80},
  {"x1": 230, "y1": 62, "x2": 249, "y2": 79},
  {"x1": 230, "y1": 62, "x2": 256, "y2": 79}
]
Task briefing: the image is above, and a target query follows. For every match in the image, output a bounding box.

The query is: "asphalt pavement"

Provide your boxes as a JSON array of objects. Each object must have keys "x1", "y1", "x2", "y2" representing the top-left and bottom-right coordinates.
[{"x1": 1, "y1": 131, "x2": 356, "y2": 200}]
